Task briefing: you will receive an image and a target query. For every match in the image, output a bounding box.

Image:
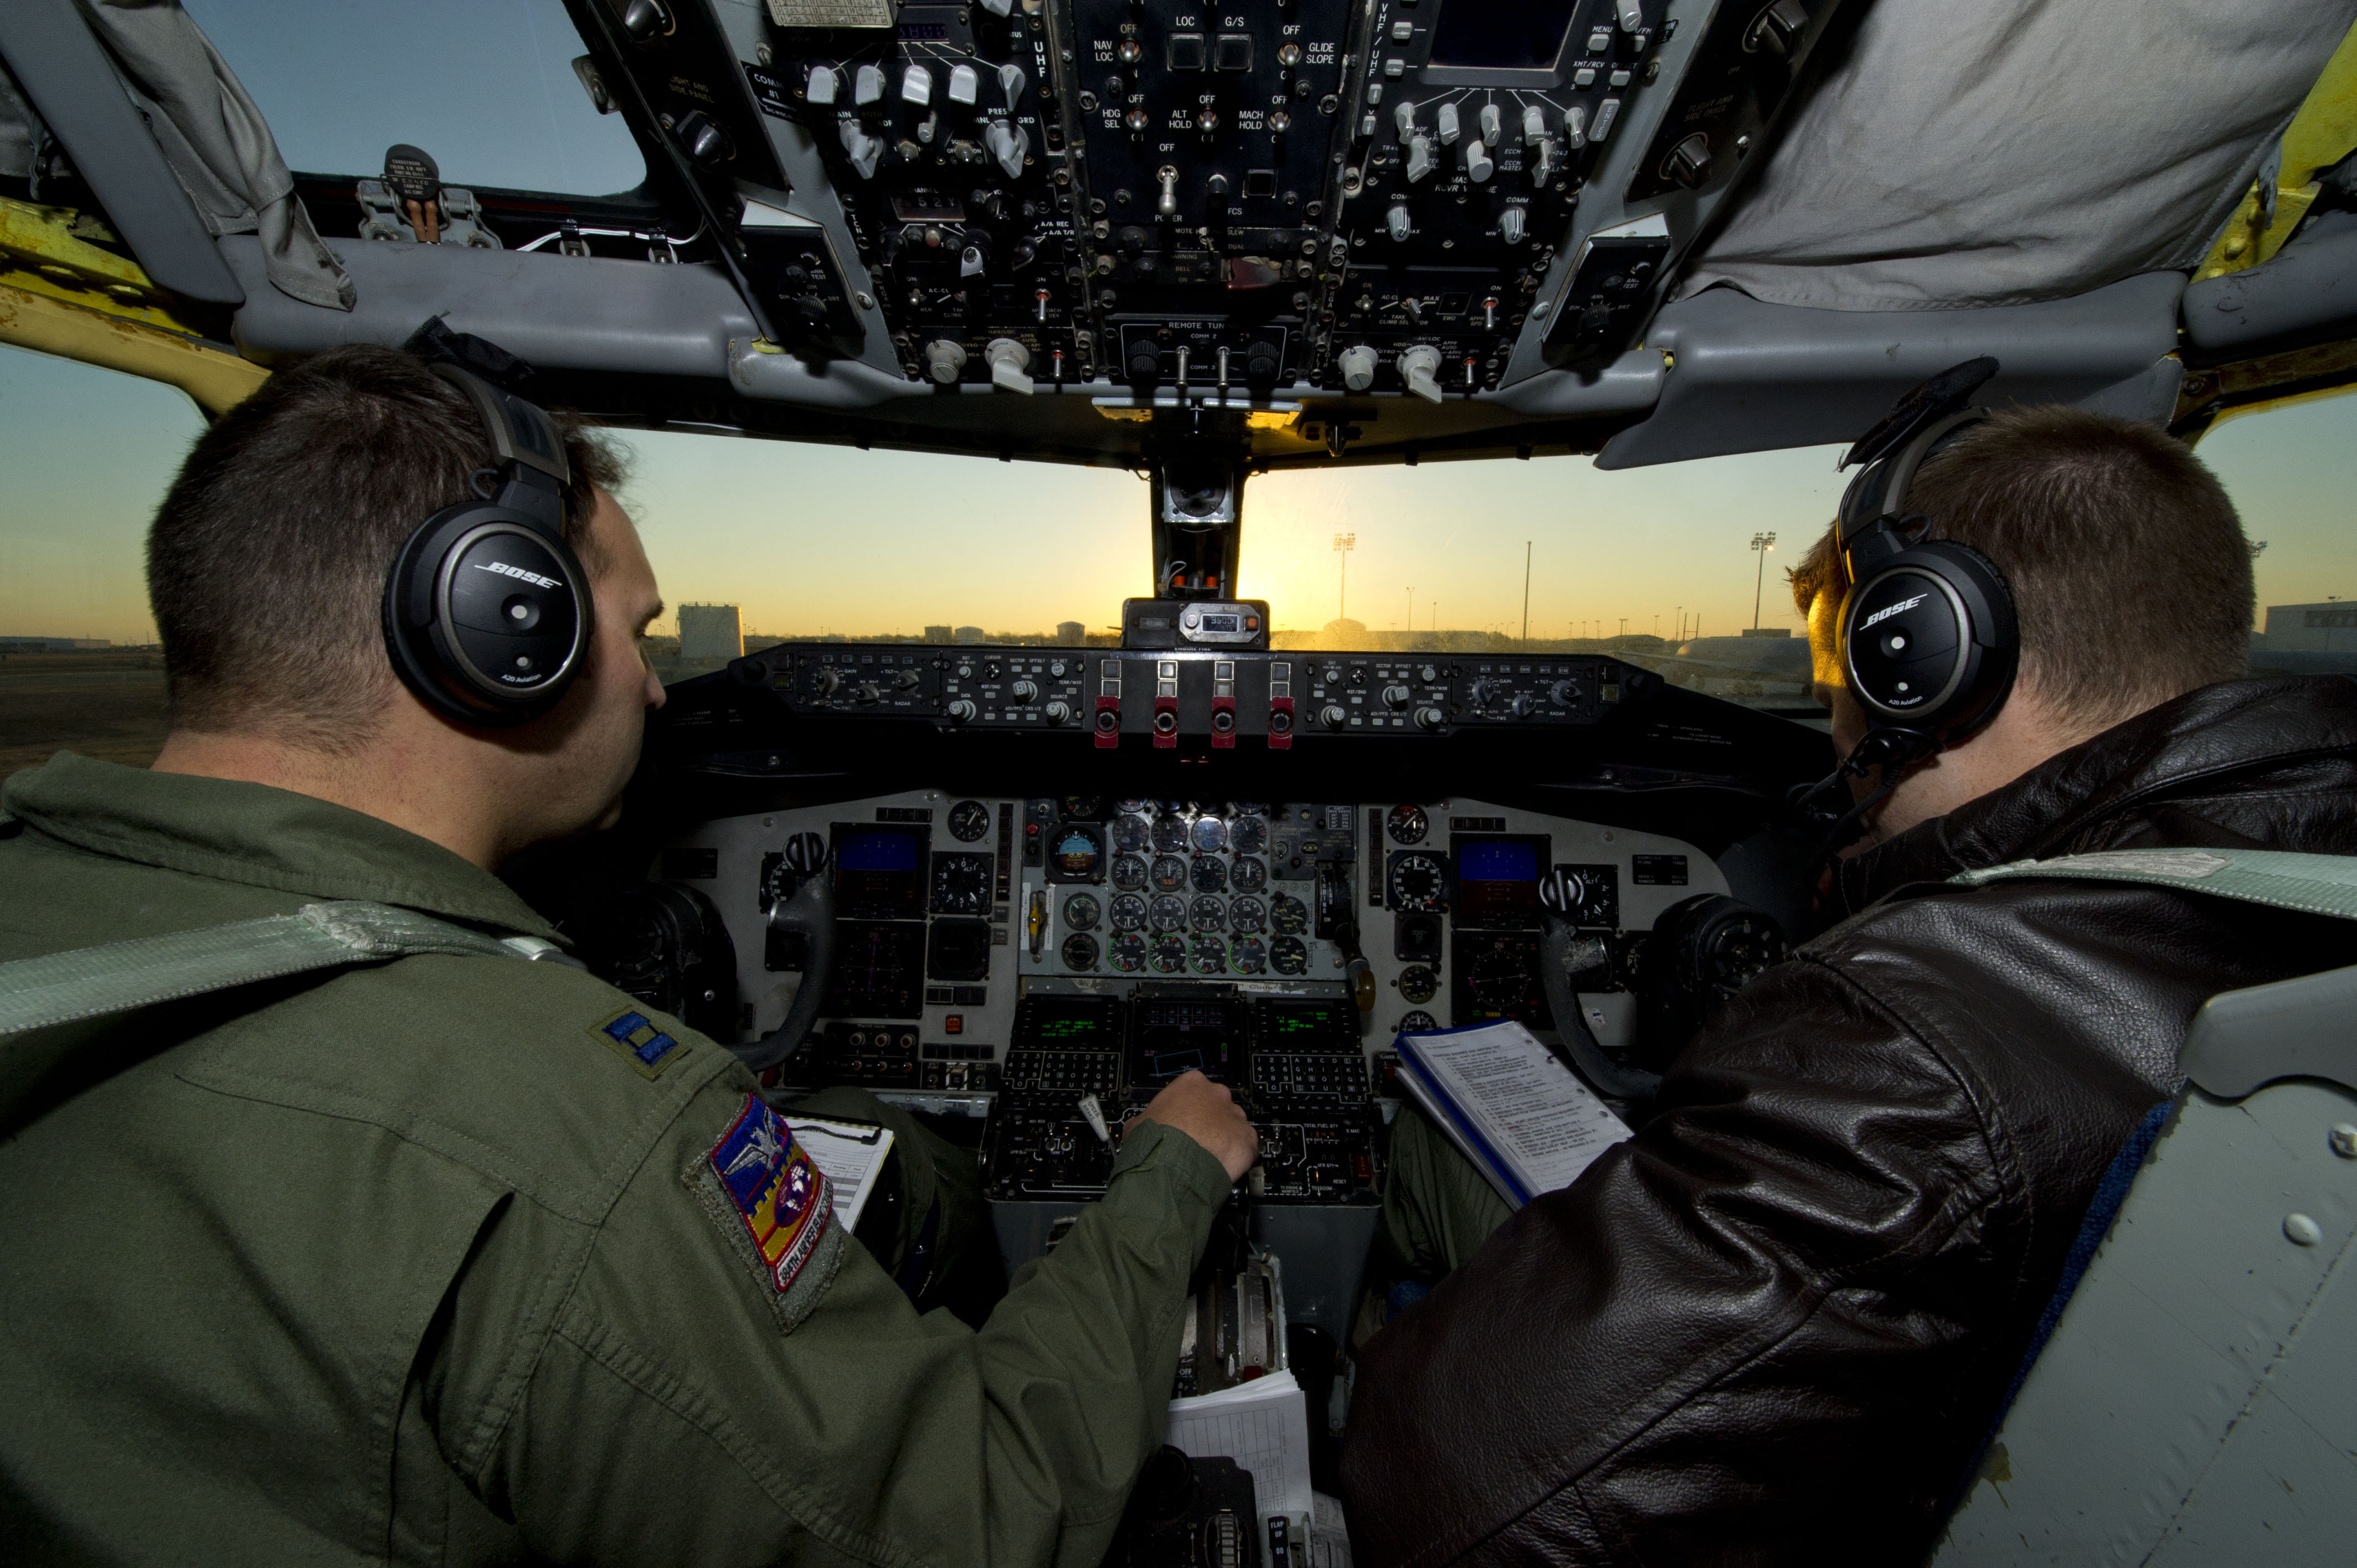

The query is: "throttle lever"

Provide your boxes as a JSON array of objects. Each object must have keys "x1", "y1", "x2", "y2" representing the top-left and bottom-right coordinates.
[{"x1": 733, "y1": 835, "x2": 835, "y2": 1072}]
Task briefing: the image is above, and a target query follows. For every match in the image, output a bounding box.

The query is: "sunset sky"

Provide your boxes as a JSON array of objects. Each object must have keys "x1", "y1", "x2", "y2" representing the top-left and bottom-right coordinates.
[{"x1": 4, "y1": 0, "x2": 2354, "y2": 644}]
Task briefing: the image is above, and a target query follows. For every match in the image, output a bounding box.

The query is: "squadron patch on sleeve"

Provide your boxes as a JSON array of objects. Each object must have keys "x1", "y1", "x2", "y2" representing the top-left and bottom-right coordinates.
[
  {"x1": 686, "y1": 1094, "x2": 843, "y2": 1331},
  {"x1": 590, "y1": 1008, "x2": 688, "y2": 1080}
]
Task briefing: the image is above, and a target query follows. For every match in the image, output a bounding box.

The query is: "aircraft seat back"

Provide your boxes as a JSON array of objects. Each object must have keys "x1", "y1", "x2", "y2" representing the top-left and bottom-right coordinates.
[{"x1": 1933, "y1": 962, "x2": 2357, "y2": 1565}]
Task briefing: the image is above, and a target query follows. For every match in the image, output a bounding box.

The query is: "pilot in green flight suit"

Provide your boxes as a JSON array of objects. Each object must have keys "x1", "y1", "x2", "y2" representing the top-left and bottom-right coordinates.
[{"x1": 0, "y1": 347, "x2": 1262, "y2": 1566}]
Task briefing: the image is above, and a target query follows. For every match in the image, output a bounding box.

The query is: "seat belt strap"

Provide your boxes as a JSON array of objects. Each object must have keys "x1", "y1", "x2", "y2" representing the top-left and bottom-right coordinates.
[
  {"x1": 0, "y1": 900, "x2": 577, "y2": 1036},
  {"x1": 1949, "y1": 848, "x2": 2357, "y2": 921}
]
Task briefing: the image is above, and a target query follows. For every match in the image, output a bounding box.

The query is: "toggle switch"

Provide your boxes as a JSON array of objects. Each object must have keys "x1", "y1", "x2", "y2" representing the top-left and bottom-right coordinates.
[{"x1": 1399, "y1": 345, "x2": 1444, "y2": 404}]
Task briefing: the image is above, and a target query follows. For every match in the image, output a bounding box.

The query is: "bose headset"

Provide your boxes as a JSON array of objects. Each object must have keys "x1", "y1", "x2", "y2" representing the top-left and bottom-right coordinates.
[
  {"x1": 1795, "y1": 357, "x2": 2021, "y2": 856},
  {"x1": 382, "y1": 364, "x2": 594, "y2": 727}
]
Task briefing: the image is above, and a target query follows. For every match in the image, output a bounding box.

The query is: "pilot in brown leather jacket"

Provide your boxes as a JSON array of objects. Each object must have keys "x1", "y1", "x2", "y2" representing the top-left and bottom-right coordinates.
[{"x1": 1340, "y1": 409, "x2": 2357, "y2": 1566}]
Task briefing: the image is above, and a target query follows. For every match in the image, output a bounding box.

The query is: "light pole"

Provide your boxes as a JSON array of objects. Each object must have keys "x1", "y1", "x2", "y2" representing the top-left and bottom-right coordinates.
[
  {"x1": 1333, "y1": 532, "x2": 1355, "y2": 625},
  {"x1": 1405, "y1": 585, "x2": 1413, "y2": 633},
  {"x1": 1751, "y1": 531, "x2": 1777, "y2": 630}
]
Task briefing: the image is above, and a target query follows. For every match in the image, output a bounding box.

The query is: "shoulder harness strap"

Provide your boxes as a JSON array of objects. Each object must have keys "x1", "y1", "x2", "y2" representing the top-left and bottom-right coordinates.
[
  {"x1": 0, "y1": 900, "x2": 581, "y2": 1038},
  {"x1": 1949, "y1": 848, "x2": 2357, "y2": 921}
]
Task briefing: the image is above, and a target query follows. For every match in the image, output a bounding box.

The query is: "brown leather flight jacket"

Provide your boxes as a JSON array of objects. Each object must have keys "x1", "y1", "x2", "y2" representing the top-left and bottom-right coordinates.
[{"x1": 1340, "y1": 677, "x2": 2357, "y2": 1566}]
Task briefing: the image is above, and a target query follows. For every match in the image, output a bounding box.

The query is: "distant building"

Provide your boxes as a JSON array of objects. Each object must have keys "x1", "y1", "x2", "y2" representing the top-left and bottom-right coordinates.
[
  {"x1": 1740, "y1": 626, "x2": 1792, "y2": 638},
  {"x1": 923, "y1": 625, "x2": 953, "y2": 643},
  {"x1": 0, "y1": 636, "x2": 111, "y2": 651},
  {"x1": 1056, "y1": 621, "x2": 1085, "y2": 645},
  {"x1": 676, "y1": 604, "x2": 742, "y2": 661},
  {"x1": 952, "y1": 626, "x2": 986, "y2": 644},
  {"x1": 2258, "y1": 602, "x2": 2357, "y2": 652}
]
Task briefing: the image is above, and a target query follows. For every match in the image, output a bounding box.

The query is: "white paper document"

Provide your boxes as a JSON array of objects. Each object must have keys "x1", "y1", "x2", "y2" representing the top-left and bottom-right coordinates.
[
  {"x1": 786, "y1": 1117, "x2": 896, "y2": 1230},
  {"x1": 1165, "y1": 1370, "x2": 1315, "y2": 1526},
  {"x1": 1395, "y1": 1020, "x2": 1632, "y2": 1208}
]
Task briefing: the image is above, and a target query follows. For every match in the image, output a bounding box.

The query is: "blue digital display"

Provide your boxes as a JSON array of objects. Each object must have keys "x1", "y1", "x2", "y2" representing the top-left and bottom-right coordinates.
[
  {"x1": 838, "y1": 830, "x2": 921, "y2": 873},
  {"x1": 1457, "y1": 840, "x2": 1538, "y2": 883}
]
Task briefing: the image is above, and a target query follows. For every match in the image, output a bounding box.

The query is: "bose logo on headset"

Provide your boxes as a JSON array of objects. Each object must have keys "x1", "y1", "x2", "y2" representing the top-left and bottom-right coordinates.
[
  {"x1": 1860, "y1": 594, "x2": 1927, "y2": 631},
  {"x1": 471, "y1": 560, "x2": 561, "y2": 590}
]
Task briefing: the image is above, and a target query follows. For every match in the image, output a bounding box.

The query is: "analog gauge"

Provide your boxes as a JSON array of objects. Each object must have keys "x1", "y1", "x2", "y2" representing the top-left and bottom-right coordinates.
[
  {"x1": 1229, "y1": 855, "x2": 1267, "y2": 893},
  {"x1": 1387, "y1": 803, "x2": 1430, "y2": 845},
  {"x1": 1110, "y1": 893, "x2": 1148, "y2": 931},
  {"x1": 1062, "y1": 892, "x2": 1102, "y2": 932},
  {"x1": 1061, "y1": 796, "x2": 1103, "y2": 821},
  {"x1": 1230, "y1": 814, "x2": 1268, "y2": 855},
  {"x1": 947, "y1": 799, "x2": 991, "y2": 842},
  {"x1": 1149, "y1": 894, "x2": 1188, "y2": 932},
  {"x1": 1111, "y1": 854, "x2": 1149, "y2": 891},
  {"x1": 929, "y1": 852, "x2": 992, "y2": 916},
  {"x1": 1398, "y1": 1009, "x2": 1439, "y2": 1033},
  {"x1": 759, "y1": 857, "x2": 797, "y2": 911},
  {"x1": 1229, "y1": 895, "x2": 1267, "y2": 933},
  {"x1": 1270, "y1": 893, "x2": 1310, "y2": 935},
  {"x1": 1397, "y1": 964, "x2": 1440, "y2": 1004},
  {"x1": 1116, "y1": 798, "x2": 1152, "y2": 816},
  {"x1": 1151, "y1": 814, "x2": 1192, "y2": 853},
  {"x1": 1229, "y1": 936, "x2": 1268, "y2": 975},
  {"x1": 1150, "y1": 855, "x2": 1190, "y2": 892},
  {"x1": 1190, "y1": 934, "x2": 1228, "y2": 974},
  {"x1": 1108, "y1": 932, "x2": 1147, "y2": 973},
  {"x1": 1150, "y1": 933, "x2": 1189, "y2": 974},
  {"x1": 1190, "y1": 856, "x2": 1228, "y2": 894},
  {"x1": 1111, "y1": 814, "x2": 1150, "y2": 853},
  {"x1": 1049, "y1": 823, "x2": 1104, "y2": 881},
  {"x1": 1189, "y1": 815, "x2": 1228, "y2": 854},
  {"x1": 1190, "y1": 895, "x2": 1227, "y2": 932},
  {"x1": 1230, "y1": 801, "x2": 1267, "y2": 818},
  {"x1": 1061, "y1": 933, "x2": 1099, "y2": 971},
  {"x1": 1465, "y1": 942, "x2": 1536, "y2": 1014},
  {"x1": 1270, "y1": 935, "x2": 1310, "y2": 976},
  {"x1": 1388, "y1": 853, "x2": 1447, "y2": 913}
]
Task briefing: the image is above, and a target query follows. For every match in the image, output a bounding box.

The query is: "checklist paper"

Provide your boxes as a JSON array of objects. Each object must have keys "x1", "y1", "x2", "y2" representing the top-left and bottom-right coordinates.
[
  {"x1": 1165, "y1": 1370, "x2": 1315, "y2": 1527},
  {"x1": 1394, "y1": 1019, "x2": 1632, "y2": 1208}
]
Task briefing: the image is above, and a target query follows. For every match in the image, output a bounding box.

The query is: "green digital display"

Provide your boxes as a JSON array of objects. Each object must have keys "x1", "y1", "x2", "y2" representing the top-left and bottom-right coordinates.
[
  {"x1": 1039, "y1": 1018, "x2": 1100, "y2": 1038},
  {"x1": 1272, "y1": 1006, "x2": 1345, "y2": 1033}
]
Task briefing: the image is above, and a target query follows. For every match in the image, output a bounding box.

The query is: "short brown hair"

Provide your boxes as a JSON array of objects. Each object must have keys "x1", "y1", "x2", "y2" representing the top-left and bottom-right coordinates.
[
  {"x1": 1790, "y1": 406, "x2": 2253, "y2": 730},
  {"x1": 148, "y1": 345, "x2": 624, "y2": 750}
]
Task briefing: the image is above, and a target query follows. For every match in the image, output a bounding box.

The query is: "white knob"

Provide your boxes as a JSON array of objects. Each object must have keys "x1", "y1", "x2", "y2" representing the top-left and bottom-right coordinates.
[
  {"x1": 1399, "y1": 345, "x2": 1443, "y2": 404},
  {"x1": 1465, "y1": 138, "x2": 1494, "y2": 182},
  {"x1": 1337, "y1": 343, "x2": 1378, "y2": 391},
  {"x1": 1500, "y1": 205, "x2": 1527, "y2": 244},
  {"x1": 1478, "y1": 103, "x2": 1502, "y2": 144},
  {"x1": 1522, "y1": 105, "x2": 1548, "y2": 146},
  {"x1": 840, "y1": 122, "x2": 883, "y2": 179},
  {"x1": 925, "y1": 339, "x2": 967, "y2": 384},
  {"x1": 986, "y1": 118, "x2": 1027, "y2": 178},
  {"x1": 1386, "y1": 203, "x2": 1412, "y2": 241},
  {"x1": 979, "y1": 0, "x2": 1014, "y2": 14},
  {"x1": 901, "y1": 64, "x2": 933, "y2": 105},
  {"x1": 1394, "y1": 100, "x2": 1417, "y2": 142},
  {"x1": 986, "y1": 337, "x2": 1034, "y2": 394},
  {"x1": 1435, "y1": 102, "x2": 1460, "y2": 146},
  {"x1": 999, "y1": 62, "x2": 1026, "y2": 106},
  {"x1": 1618, "y1": 0, "x2": 1644, "y2": 30},
  {"x1": 959, "y1": 243, "x2": 986, "y2": 277},
  {"x1": 854, "y1": 63, "x2": 885, "y2": 105},
  {"x1": 1406, "y1": 134, "x2": 1436, "y2": 183},
  {"x1": 1531, "y1": 136, "x2": 1556, "y2": 184},
  {"x1": 1562, "y1": 105, "x2": 1588, "y2": 148},
  {"x1": 806, "y1": 65, "x2": 838, "y2": 105},
  {"x1": 948, "y1": 63, "x2": 979, "y2": 105}
]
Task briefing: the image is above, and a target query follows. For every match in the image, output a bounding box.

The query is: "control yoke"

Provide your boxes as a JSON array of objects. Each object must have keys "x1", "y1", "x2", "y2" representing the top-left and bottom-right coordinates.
[
  {"x1": 734, "y1": 832, "x2": 835, "y2": 1072},
  {"x1": 1538, "y1": 868, "x2": 1663, "y2": 1101}
]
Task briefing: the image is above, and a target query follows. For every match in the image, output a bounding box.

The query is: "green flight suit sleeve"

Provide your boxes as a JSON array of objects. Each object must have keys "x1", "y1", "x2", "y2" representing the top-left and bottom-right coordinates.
[{"x1": 435, "y1": 1080, "x2": 1234, "y2": 1567}]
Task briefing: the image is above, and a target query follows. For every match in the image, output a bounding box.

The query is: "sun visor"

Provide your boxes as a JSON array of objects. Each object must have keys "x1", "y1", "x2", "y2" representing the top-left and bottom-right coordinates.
[{"x1": 1677, "y1": 0, "x2": 2357, "y2": 312}]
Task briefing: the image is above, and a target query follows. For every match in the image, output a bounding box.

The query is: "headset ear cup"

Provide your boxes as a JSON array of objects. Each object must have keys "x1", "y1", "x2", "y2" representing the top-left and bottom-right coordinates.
[
  {"x1": 383, "y1": 502, "x2": 593, "y2": 727},
  {"x1": 1840, "y1": 540, "x2": 2018, "y2": 737}
]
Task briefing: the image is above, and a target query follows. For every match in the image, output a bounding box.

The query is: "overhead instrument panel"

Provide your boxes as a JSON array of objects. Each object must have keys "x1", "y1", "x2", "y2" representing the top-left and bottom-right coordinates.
[{"x1": 549, "y1": 0, "x2": 1853, "y2": 463}]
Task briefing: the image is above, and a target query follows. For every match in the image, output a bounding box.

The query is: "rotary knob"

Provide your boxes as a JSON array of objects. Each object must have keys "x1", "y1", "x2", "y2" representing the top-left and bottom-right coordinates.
[
  {"x1": 894, "y1": 669, "x2": 922, "y2": 692},
  {"x1": 1320, "y1": 704, "x2": 1349, "y2": 731},
  {"x1": 1381, "y1": 684, "x2": 1412, "y2": 709},
  {"x1": 1414, "y1": 706, "x2": 1446, "y2": 731},
  {"x1": 1511, "y1": 692, "x2": 1538, "y2": 718},
  {"x1": 1044, "y1": 699, "x2": 1074, "y2": 725},
  {"x1": 1551, "y1": 679, "x2": 1579, "y2": 705},
  {"x1": 1011, "y1": 678, "x2": 1041, "y2": 702},
  {"x1": 947, "y1": 698, "x2": 978, "y2": 724},
  {"x1": 813, "y1": 668, "x2": 845, "y2": 695},
  {"x1": 783, "y1": 831, "x2": 827, "y2": 875},
  {"x1": 1417, "y1": 664, "x2": 1440, "y2": 682},
  {"x1": 854, "y1": 681, "x2": 881, "y2": 705}
]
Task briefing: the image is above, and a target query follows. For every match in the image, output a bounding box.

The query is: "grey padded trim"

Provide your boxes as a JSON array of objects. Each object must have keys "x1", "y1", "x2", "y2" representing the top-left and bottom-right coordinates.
[
  {"x1": 1950, "y1": 847, "x2": 2357, "y2": 922},
  {"x1": 0, "y1": 900, "x2": 576, "y2": 1036},
  {"x1": 0, "y1": 0, "x2": 241, "y2": 302},
  {"x1": 2180, "y1": 963, "x2": 2357, "y2": 1099},
  {"x1": 2183, "y1": 209, "x2": 2357, "y2": 360}
]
